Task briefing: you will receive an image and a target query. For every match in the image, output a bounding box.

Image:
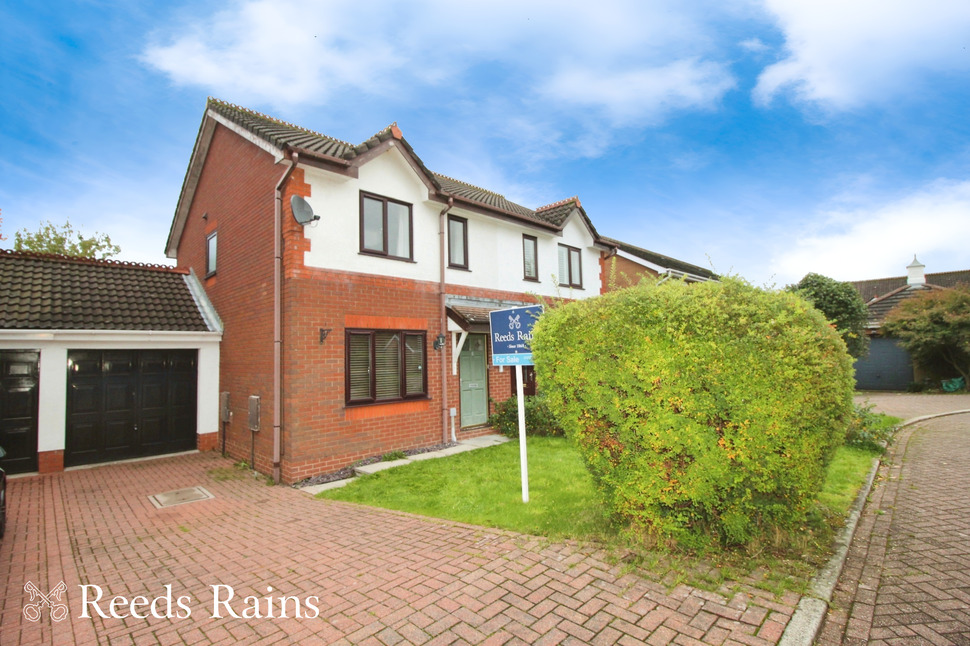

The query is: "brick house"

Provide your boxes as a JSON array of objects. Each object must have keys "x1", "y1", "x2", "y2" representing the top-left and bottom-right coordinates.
[{"x1": 166, "y1": 98, "x2": 713, "y2": 484}]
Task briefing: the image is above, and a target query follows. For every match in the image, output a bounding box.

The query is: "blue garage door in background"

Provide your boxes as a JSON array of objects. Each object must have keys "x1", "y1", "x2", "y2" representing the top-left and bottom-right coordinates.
[{"x1": 854, "y1": 337, "x2": 913, "y2": 391}]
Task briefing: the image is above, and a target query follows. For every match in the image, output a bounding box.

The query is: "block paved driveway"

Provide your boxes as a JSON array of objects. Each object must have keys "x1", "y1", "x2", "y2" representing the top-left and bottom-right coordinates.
[
  {"x1": 818, "y1": 393, "x2": 970, "y2": 645},
  {"x1": 0, "y1": 452, "x2": 800, "y2": 645}
]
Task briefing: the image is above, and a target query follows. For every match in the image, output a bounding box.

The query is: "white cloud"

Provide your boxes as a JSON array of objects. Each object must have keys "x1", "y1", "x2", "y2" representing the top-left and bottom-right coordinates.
[
  {"x1": 773, "y1": 179, "x2": 970, "y2": 284},
  {"x1": 539, "y1": 59, "x2": 736, "y2": 125},
  {"x1": 142, "y1": 0, "x2": 737, "y2": 122},
  {"x1": 739, "y1": 37, "x2": 770, "y2": 54},
  {"x1": 754, "y1": 0, "x2": 970, "y2": 109}
]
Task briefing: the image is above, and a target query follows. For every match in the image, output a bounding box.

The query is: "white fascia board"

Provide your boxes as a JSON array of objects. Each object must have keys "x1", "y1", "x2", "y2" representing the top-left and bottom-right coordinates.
[
  {"x1": 184, "y1": 269, "x2": 224, "y2": 333},
  {"x1": 0, "y1": 330, "x2": 222, "y2": 345}
]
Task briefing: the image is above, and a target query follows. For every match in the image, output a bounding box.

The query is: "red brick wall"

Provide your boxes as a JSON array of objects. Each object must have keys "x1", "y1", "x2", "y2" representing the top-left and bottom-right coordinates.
[
  {"x1": 197, "y1": 432, "x2": 219, "y2": 452},
  {"x1": 38, "y1": 450, "x2": 63, "y2": 474},
  {"x1": 601, "y1": 253, "x2": 659, "y2": 293},
  {"x1": 174, "y1": 123, "x2": 281, "y2": 475},
  {"x1": 277, "y1": 265, "x2": 536, "y2": 483}
]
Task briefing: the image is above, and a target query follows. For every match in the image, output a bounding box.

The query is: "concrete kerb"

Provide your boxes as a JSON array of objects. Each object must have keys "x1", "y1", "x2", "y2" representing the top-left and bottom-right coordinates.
[
  {"x1": 779, "y1": 408, "x2": 970, "y2": 646},
  {"x1": 299, "y1": 434, "x2": 510, "y2": 495}
]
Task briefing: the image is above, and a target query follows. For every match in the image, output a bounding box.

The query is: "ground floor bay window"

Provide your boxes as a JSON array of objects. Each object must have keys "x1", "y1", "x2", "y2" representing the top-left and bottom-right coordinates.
[{"x1": 346, "y1": 330, "x2": 427, "y2": 405}]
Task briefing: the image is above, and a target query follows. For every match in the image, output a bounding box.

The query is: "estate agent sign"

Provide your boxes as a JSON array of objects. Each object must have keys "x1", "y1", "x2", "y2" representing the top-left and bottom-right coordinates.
[
  {"x1": 488, "y1": 305, "x2": 543, "y2": 502},
  {"x1": 489, "y1": 305, "x2": 543, "y2": 366}
]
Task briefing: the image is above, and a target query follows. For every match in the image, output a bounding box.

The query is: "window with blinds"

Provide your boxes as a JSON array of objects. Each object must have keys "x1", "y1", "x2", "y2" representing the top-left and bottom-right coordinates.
[
  {"x1": 557, "y1": 243, "x2": 583, "y2": 288},
  {"x1": 346, "y1": 329, "x2": 427, "y2": 404},
  {"x1": 523, "y1": 235, "x2": 538, "y2": 281}
]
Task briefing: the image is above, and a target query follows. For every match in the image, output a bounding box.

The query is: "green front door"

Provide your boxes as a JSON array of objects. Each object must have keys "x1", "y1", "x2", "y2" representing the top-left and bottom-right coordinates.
[{"x1": 459, "y1": 334, "x2": 488, "y2": 427}]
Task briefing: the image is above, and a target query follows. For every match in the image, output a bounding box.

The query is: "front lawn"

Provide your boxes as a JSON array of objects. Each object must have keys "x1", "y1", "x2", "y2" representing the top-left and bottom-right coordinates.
[
  {"x1": 318, "y1": 435, "x2": 882, "y2": 592},
  {"x1": 319, "y1": 437, "x2": 607, "y2": 540}
]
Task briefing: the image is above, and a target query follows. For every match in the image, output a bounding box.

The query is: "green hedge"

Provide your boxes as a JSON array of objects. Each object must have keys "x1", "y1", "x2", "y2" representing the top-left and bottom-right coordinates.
[
  {"x1": 488, "y1": 395, "x2": 565, "y2": 438},
  {"x1": 531, "y1": 278, "x2": 855, "y2": 547}
]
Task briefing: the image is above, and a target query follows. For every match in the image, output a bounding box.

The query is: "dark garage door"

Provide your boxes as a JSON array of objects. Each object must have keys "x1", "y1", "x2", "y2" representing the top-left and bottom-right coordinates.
[
  {"x1": 854, "y1": 337, "x2": 914, "y2": 391},
  {"x1": 0, "y1": 350, "x2": 40, "y2": 474},
  {"x1": 66, "y1": 350, "x2": 197, "y2": 467}
]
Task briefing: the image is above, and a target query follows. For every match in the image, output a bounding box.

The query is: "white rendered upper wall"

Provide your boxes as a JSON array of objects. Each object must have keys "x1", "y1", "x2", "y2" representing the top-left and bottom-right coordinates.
[{"x1": 299, "y1": 145, "x2": 601, "y2": 298}]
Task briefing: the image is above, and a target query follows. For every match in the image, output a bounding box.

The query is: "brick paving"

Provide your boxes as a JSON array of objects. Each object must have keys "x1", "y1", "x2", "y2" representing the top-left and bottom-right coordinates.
[
  {"x1": 1, "y1": 451, "x2": 799, "y2": 645},
  {"x1": 818, "y1": 394, "x2": 970, "y2": 645}
]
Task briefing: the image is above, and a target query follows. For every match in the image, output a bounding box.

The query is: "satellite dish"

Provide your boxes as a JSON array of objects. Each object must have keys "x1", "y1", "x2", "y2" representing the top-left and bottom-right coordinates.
[{"x1": 290, "y1": 195, "x2": 320, "y2": 225}]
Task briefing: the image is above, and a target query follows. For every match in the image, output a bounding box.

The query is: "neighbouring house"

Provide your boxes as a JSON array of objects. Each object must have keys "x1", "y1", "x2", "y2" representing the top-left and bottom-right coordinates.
[
  {"x1": 0, "y1": 250, "x2": 222, "y2": 474},
  {"x1": 600, "y1": 237, "x2": 715, "y2": 288},
  {"x1": 851, "y1": 257, "x2": 970, "y2": 390},
  {"x1": 165, "y1": 98, "x2": 713, "y2": 484}
]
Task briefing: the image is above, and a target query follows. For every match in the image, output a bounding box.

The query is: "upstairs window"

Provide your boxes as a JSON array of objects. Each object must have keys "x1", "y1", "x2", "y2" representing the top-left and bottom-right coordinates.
[
  {"x1": 523, "y1": 235, "x2": 538, "y2": 281},
  {"x1": 360, "y1": 192, "x2": 412, "y2": 260},
  {"x1": 448, "y1": 215, "x2": 468, "y2": 269},
  {"x1": 346, "y1": 330, "x2": 427, "y2": 405},
  {"x1": 205, "y1": 231, "x2": 217, "y2": 277},
  {"x1": 558, "y1": 244, "x2": 582, "y2": 289}
]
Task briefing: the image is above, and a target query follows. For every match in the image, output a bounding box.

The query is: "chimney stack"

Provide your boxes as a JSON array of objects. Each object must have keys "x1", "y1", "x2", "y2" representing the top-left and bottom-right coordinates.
[{"x1": 906, "y1": 255, "x2": 926, "y2": 286}]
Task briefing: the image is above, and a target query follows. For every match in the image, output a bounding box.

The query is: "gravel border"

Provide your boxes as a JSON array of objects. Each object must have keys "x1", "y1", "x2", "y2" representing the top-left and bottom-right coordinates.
[{"x1": 292, "y1": 442, "x2": 459, "y2": 488}]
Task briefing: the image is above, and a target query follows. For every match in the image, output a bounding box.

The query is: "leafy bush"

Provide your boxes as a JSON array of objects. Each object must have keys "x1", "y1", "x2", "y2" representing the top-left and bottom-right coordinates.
[
  {"x1": 844, "y1": 403, "x2": 901, "y2": 452},
  {"x1": 787, "y1": 272, "x2": 870, "y2": 358},
  {"x1": 531, "y1": 277, "x2": 855, "y2": 548},
  {"x1": 488, "y1": 395, "x2": 565, "y2": 438}
]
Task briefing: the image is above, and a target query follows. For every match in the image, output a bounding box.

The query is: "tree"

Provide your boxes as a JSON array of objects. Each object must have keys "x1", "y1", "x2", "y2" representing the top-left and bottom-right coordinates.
[
  {"x1": 14, "y1": 219, "x2": 120, "y2": 259},
  {"x1": 788, "y1": 272, "x2": 870, "y2": 358},
  {"x1": 883, "y1": 286, "x2": 970, "y2": 384}
]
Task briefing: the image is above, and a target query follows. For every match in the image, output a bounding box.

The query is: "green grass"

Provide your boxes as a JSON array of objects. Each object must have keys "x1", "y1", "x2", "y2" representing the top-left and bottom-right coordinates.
[
  {"x1": 320, "y1": 437, "x2": 608, "y2": 540},
  {"x1": 318, "y1": 436, "x2": 880, "y2": 593},
  {"x1": 817, "y1": 446, "x2": 879, "y2": 513}
]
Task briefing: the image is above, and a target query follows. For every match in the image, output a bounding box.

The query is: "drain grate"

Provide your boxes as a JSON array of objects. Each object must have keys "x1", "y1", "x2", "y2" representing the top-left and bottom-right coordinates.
[{"x1": 148, "y1": 486, "x2": 214, "y2": 509}]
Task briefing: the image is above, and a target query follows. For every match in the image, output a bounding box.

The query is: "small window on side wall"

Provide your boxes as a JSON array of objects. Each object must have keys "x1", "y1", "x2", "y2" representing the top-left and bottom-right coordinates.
[
  {"x1": 523, "y1": 235, "x2": 538, "y2": 281},
  {"x1": 206, "y1": 231, "x2": 217, "y2": 277},
  {"x1": 448, "y1": 215, "x2": 468, "y2": 269}
]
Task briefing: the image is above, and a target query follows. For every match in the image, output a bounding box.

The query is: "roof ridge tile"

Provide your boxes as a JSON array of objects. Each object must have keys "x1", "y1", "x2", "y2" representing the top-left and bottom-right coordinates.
[
  {"x1": 0, "y1": 249, "x2": 187, "y2": 274},
  {"x1": 207, "y1": 97, "x2": 357, "y2": 149},
  {"x1": 536, "y1": 196, "x2": 581, "y2": 212}
]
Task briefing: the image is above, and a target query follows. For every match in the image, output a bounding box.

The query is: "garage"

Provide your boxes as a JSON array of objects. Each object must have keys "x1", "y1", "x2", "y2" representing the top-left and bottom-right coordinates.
[
  {"x1": 854, "y1": 337, "x2": 914, "y2": 391},
  {"x1": 0, "y1": 250, "x2": 222, "y2": 473},
  {"x1": 66, "y1": 349, "x2": 198, "y2": 467}
]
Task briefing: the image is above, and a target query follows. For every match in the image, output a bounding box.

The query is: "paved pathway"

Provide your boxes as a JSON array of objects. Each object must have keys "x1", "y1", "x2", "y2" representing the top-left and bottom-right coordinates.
[
  {"x1": 1, "y1": 450, "x2": 798, "y2": 645},
  {"x1": 818, "y1": 394, "x2": 970, "y2": 645}
]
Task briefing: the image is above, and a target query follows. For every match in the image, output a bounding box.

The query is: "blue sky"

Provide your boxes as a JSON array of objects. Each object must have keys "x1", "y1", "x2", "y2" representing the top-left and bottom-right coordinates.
[{"x1": 2, "y1": 0, "x2": 969, "y2": 286}]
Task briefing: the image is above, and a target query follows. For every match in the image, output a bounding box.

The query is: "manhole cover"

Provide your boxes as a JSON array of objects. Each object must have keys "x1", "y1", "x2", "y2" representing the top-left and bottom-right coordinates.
[{"x1": 148, "y1": 486, "x2": 214, "y2": 509}]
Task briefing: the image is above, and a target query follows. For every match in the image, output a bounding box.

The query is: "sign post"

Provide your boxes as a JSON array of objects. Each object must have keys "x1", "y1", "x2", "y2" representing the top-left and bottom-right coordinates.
[{"x1": 488, "y1": 305, "x2": 543, "y2": 503}]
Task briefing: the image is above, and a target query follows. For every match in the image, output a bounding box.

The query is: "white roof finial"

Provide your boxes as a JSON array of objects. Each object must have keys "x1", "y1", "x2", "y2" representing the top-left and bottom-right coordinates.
[{"x1": 907, "y1": 255, "x2": 926, "y2": 285}]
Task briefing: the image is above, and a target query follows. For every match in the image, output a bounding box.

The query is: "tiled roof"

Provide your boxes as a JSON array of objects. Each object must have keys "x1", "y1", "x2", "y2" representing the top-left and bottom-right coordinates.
[
  {"x1": 207, "y1": 99, "x2": 378, "y2": 161},
  {"x1": 601, "y1": 237, "x2": 717, "y2": 280},
  {"x1": 535, "y1": 197, "x2": 582, "y2": 227},
  {"x1": 205, "y1": 98, "x2": 583, "y2": 232},
  {"x1": 431, "y1": 173, "x2": 542, "y2": 222},
  {"x1": 864, "y1": 283, "x2": 946, "y2": 328},
  {"x1": 851, "y1": 270, "x2": 970, "y2": 303},
  {"x1": 0, "y1": 250, "x2": 212, "y2": 331}
]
